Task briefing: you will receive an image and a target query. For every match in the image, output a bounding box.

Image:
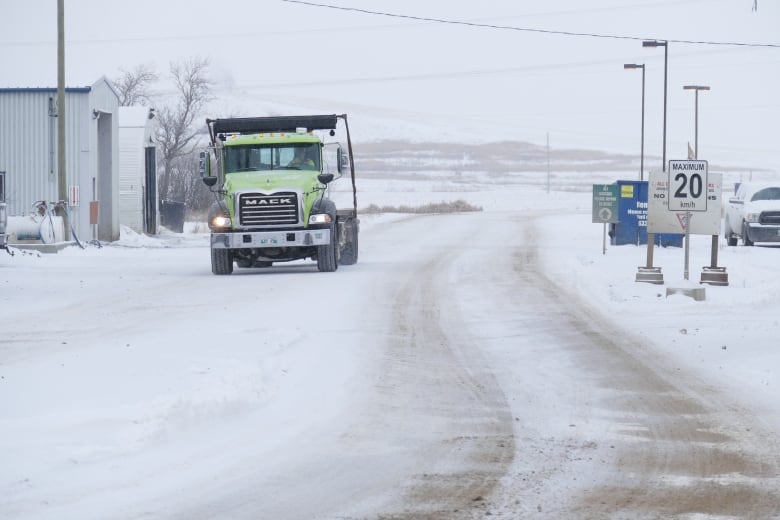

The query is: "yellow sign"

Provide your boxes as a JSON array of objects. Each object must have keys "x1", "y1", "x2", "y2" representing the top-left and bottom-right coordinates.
[{"x1": 621, "y1": 185, "x2": 634, "y2": 198}]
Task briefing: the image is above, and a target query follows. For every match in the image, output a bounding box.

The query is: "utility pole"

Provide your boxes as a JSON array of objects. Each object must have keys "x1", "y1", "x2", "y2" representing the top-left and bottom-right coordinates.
[
  {"x1": 57, "y1": 0, "x2": 70, "y2": 240},
  {"x1": 57, "y1": 0, "x2": 66, "y2": 205}
]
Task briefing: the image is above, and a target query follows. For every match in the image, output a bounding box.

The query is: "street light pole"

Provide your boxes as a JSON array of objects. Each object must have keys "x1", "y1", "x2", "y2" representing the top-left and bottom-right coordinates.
[
  {"x1": 643, "y1": 40, "x2": 668, "y2": 171},
  {"x1": 682, "y1": 85, "x2": 726, "y2": 285},
  {"x1": 624, "y1": 63, "x2": 645, "y2": 181},
  {"x1": 683, "y1": 85, "x2": 710, "y2": 159},
  {"x1": 663, "y1": 42, "x2": 668, "y2": 169},
  {"x1": 636, "y1": 40, "x2": 668, "y2": 284}
]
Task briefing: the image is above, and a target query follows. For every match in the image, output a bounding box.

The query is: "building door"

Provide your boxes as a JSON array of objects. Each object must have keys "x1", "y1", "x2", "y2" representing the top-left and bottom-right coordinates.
[{"x1": 143, "y1": 146, "x2": 157, "y2": 234}]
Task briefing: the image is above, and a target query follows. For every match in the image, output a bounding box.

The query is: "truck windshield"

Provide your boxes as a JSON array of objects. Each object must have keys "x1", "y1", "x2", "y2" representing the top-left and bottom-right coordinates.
[
  {"x1": 751, "y1": 187, "x2": 780, "y2": 202},
  {"x1": 224, "y1": 143, "x2": 320, "y2": 173}
]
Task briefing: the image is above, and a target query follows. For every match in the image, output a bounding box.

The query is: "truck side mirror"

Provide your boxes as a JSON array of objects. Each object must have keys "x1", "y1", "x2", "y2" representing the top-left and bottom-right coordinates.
[
  {"x1": 199, "y1": 151, "x2": 217, "y2": 187},
  {"x1": 337, "y1": 147, "x2": 349, "y2": 173},
  {"x1": 318, "y1": 173, "x2": 334, "y2": 185}
]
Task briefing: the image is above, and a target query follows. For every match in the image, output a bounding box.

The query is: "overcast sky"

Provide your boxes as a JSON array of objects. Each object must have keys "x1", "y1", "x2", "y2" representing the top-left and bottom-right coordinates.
[{"x1": 2, "y1": 0, "x2": 778, "y2": 173}]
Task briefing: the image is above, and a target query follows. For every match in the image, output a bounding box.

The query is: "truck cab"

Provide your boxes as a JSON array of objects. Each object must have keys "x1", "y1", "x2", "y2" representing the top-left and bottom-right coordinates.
[{"x1": 200, "y1": 114, "x2": 359, "y2": 274}]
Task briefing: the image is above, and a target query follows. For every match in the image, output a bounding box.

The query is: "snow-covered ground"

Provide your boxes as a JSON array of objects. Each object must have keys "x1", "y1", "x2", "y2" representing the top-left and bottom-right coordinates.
[{"x1": 1, "y1": 167, "x2": 778, "y2": 519}]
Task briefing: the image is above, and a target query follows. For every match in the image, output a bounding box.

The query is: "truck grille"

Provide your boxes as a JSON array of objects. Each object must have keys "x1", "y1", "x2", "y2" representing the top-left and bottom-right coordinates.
[
  {"x1": 760, "y1": 211, "x2": 780, "y2": 226},
  {"x1": 238, "y1": 192, "x2": 299, "y2": 227}
]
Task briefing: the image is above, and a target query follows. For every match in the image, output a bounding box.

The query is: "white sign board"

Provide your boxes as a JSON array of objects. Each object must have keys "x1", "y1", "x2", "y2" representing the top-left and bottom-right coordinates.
[
  {"x1": 668, "y1": 160, "x2": 708, "y2": 211},
  {"x1": 647, "y1": 170, "x2": 722, "y2": 235}
]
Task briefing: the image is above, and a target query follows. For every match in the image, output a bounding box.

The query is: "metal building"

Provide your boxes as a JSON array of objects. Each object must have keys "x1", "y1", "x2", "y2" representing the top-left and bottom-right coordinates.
[
  {"x1": 119, "y1": 106, "x2": 158, "y2": 234},
  {"x1": 0, "y1": 77, "x2": 120, "y2": 243}
]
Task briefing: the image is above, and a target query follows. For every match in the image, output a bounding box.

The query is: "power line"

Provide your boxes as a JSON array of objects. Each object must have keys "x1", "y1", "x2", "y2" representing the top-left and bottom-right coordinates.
[{"x1": 281, "y1": 0, "x2": 780, "y2": 49}]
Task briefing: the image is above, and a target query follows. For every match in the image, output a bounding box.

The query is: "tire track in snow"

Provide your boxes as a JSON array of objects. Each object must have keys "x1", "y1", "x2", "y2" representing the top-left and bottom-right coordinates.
[
  {"x1": 502, "y1": 214, "x2": 780, "y2": 518},
  {"x1": 354, "y1": 213, "x2": 516, "y2": 519}
]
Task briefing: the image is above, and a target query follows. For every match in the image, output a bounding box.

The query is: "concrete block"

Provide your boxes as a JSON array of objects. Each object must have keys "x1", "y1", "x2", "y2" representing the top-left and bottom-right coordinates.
[{"x1": 666, "y1": 286, "x2": 706, "y2": 301}]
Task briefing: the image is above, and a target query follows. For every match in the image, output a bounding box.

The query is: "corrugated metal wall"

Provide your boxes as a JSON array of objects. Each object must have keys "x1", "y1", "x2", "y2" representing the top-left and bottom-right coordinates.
[
  {"x1": 0, "y1": 78, "x2": 120, "y2": 242},
  {"x1": 0, "y1": 88, "x2": 88, "y2": 213},
  {"x1": 0, "y1": 90, "x2": 60, "y2": 213}
]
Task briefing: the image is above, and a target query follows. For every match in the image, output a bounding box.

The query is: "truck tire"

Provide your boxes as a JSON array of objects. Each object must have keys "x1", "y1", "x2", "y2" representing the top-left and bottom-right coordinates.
[
  {"x1": 339, "y1": 229, "x2": 359, "y2": 266},
  {"x1": 724, "y1": 218, "x2": 738, "y2": 246},
  {"x1": 743, "y1": 224, "x2": 754, "y2": 246},
  {"x1": 212, "y1": 247, "x2": 234, "y2": 275},
  {"x1": 317, "y1": 225, "x2": 338, "y2": 272}
]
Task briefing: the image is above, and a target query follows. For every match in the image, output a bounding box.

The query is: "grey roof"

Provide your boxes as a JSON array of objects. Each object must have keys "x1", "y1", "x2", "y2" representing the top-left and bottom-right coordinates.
[{"x1": 0, "y1": 87, "x2": 92, "y2": 93}]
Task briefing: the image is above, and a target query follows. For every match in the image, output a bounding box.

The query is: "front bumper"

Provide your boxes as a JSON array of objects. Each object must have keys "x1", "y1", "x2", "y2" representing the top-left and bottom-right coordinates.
[
  {"x1": 746, "y1": 223, "x2": 780, "y2": 242},
  {"x1": 211, "y1": 228, "x2": 331, "y2": 249}
]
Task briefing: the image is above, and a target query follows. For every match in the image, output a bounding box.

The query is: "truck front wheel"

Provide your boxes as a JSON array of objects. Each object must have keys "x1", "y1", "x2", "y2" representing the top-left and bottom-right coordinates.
[
  {"x1": 743, "y1": 224, "x2": 754, "y2": 246},
  {"x1": 212, "y1": 247, "x2": 234, "y2": 275},
  {"x1": 317, "y1": 225, "x2": 338, "y2": 272},
  {"x1": 724, "y1": 218, "x2": 738, "y2": 246}
]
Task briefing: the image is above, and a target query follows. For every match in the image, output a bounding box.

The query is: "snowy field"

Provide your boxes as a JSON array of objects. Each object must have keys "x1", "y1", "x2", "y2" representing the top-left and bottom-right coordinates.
[{"x1": 1, "y1": 167, "x2": 779, "y2": 519}]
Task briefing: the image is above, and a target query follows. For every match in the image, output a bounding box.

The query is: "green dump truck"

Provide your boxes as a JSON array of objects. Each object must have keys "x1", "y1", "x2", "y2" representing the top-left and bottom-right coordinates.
[{"x1": 200, "y1": 114, "x2": 359, "y2": 274}]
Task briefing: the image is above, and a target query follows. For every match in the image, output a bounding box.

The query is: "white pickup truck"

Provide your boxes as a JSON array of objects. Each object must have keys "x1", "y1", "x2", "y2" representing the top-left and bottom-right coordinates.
[{"x1": 724, "y1": 182, "x2": 780, "y2": 246}]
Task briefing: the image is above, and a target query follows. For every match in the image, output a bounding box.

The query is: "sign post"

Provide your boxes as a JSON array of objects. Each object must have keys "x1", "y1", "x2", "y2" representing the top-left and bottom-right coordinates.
[
  {"x1": 647, "y1": 161, "x2": 726, "y2": 285},
  {"x1": 592, "y1": 184, "x2": 620, "y2": 255},
  {"x1": 668, "y1": 160, "x2": 708, "y2": 280}
]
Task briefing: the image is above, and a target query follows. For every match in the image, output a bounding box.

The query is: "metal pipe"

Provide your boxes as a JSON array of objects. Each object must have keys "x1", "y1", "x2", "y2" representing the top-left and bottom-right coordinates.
[{"x1": 338, "y1": 114, "x2": 358, "y2": 214}]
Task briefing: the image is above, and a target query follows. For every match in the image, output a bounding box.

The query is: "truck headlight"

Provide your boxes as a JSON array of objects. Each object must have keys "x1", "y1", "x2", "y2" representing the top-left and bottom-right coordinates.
[
  {"x1": 212, "y1": 215, "x2": 232, "y2": 228},
  {"x1": 745, "y1": 212, "x2": 760, "y2": 223},
  {"x1": 309, "y1": 213, "x2": 333, "y2": 225}
]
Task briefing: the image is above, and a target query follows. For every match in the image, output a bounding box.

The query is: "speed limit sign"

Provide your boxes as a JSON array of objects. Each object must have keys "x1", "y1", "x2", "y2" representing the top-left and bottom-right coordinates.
[{"x1": 668, "y1": 160, "x2": 708, "y2": 211}]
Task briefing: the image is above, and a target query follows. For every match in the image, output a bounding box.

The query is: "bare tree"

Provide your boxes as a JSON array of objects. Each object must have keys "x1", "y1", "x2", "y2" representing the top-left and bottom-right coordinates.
[
  {"x1": 155, "y1": 57, "x2": 213, "y2": 201},
  {"x1": 111, "y1": 64, "x2": 158, "y2": 106},
  {"x1": 166, "y1": 151, "x2": 214, "y2": 214}
]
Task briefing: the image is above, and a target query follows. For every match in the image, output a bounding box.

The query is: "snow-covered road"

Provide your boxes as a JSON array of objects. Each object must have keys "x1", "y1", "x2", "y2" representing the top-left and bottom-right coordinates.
[{"x1": 2, "y1": 188, "x2": 779, "y2": 519}]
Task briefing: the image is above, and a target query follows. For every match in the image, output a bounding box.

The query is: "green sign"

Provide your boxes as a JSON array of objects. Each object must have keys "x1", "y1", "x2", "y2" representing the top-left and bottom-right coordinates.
[{"x1": 592, "y1": 184, "x2": 620, "y2": 224}]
